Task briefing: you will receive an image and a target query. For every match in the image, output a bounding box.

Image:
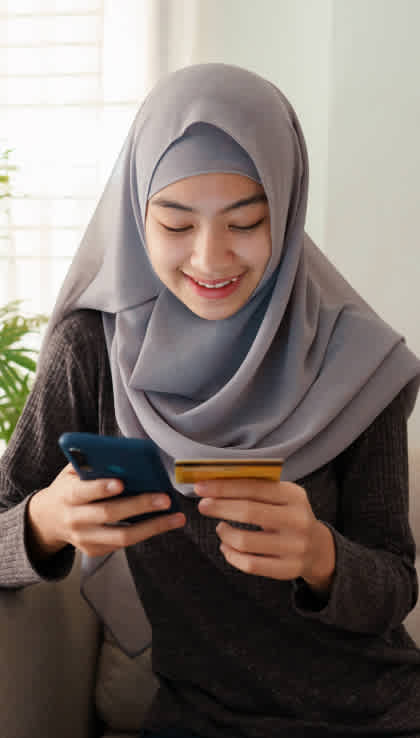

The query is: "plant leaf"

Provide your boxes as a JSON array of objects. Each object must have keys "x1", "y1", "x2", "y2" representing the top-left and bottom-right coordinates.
[
  {"x1": 2, "y1": 349, "x2": 37, "y2": 372},
  {"x1": 0, "y1": 383, "x2": 29, "y2": 443},
  {"x1": 0, "y1": 300, "x2": 49, "y2": 443},
  {"x1": 0, "y1": 361, "x2": 22, "y2": 397}
]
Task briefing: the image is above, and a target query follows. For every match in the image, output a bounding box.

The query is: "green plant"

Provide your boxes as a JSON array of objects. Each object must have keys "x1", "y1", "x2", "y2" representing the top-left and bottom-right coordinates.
[{"x1": 0, "y1": 300, "x2": 48, "y2": 443}]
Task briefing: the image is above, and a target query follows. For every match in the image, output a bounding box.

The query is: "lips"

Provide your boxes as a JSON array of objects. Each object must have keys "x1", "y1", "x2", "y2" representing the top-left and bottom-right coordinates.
[
  {"x1": 194, "y1": 278, "x2": 238, "y2": 289},
  {"x1": 184, "y1": 273, "x2": 243, "y2": 285},
  {"x1": 183, "y1": 271, "x2": 245, "y2": 299}
]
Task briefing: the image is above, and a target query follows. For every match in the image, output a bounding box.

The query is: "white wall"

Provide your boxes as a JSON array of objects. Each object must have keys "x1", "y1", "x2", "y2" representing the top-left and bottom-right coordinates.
[
  {"x1": 186, "y1": 0, "x2": 420, "y2": 442},
  {"x1": 325, "y1": 0, "x2": 420, "y2": 440},
  {"x1": 190, "y1": 0, "x2": 333, "y2": 247}
]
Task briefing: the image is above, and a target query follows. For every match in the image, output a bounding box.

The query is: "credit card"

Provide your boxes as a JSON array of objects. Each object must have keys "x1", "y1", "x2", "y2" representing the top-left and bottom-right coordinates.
[{"x1": 174, "y1": 458, "x2": 284, "y2": 484}]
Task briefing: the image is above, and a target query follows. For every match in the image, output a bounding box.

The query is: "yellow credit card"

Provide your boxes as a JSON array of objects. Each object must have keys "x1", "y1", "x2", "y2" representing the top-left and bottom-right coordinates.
[{"x1": 174, "y1": 458, "x2": 284, "y2": 484}]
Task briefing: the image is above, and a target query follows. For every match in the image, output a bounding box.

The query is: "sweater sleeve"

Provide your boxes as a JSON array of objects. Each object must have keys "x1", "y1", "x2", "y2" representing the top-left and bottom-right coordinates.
[
  {"x1": 0, "y1": 309, "x2": 104, "y2": 587},
  {"x1": 291, "y1": 388, "x2": 419, "y2": 635}
]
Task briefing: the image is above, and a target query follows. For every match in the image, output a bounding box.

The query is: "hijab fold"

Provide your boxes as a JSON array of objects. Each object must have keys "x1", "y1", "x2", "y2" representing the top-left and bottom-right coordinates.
[{"x1": 37, "y1": 63, "x2": 420, "y2": 657}]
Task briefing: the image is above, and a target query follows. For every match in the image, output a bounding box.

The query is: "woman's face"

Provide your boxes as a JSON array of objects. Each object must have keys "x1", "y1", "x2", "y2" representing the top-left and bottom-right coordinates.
[{"x1": 144, "y1": 173, "x2": 271, "y2": 320}]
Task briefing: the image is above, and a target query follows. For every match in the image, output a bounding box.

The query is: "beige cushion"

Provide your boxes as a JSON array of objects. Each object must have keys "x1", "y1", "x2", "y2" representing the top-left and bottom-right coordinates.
[
  {"x1": 404, "y1": 448, "x2": 420, "y2": 645},
  {"x1": 408, "y1": 448, "x2": 420, "y2": 548},
  {"x1": 95, "y1": 627, "x2": 158, "y2": 733}
]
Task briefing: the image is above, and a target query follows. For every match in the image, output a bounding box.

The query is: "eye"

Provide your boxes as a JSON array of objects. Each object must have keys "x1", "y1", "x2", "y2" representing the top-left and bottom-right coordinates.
[
  {"x1": 161, "y1": 224, "x2": 193, "y2": 233},
  {"x1": 230, "y1": 217, "x2": 265, "y2": 232}
]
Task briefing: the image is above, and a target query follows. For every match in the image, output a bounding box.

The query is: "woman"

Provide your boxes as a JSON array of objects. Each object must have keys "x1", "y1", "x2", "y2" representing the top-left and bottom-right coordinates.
[{"x1": 1, "y1": 63, "x2": 420, "y2": 737}]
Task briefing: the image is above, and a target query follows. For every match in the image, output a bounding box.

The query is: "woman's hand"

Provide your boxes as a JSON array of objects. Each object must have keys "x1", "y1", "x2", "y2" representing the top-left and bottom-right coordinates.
[
  {"x1": 196, "y1": 478, "x2": 336, "y2": 596},
  {"x1": 27, "y1": 463, "x2": 186, "y2": 560}
]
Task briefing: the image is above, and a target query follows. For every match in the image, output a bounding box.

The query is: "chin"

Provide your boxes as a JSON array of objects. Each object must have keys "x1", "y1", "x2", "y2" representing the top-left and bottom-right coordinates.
[{"x1": 191, "y1": 304, "x2": 242, "y2": 321}]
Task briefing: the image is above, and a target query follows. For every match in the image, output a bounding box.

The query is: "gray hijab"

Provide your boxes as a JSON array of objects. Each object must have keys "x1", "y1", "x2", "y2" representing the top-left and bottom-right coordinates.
[{"x1": 38, "y1": 63, "x2": 420, "y2": 657}]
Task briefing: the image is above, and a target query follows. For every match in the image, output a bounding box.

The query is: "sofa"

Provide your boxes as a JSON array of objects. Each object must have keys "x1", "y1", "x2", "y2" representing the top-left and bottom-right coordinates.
[{"x1": 0, "y1": 449, "x2": 419, "y2": 738}]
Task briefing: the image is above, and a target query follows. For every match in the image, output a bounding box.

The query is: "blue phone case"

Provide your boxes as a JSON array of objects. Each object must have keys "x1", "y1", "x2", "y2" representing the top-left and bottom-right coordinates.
[{"x1": 58, "y1": 432, "x2": 180, "y2": 525}]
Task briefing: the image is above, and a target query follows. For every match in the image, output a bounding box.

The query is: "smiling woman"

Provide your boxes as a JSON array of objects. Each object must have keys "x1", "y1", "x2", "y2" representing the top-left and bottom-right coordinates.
[
  {"x1": 145, "y1": 171, "x2": 271, "y2": 320},
  {"x1": 1, "y1": 62, "x2": 420, "y2": 738}
]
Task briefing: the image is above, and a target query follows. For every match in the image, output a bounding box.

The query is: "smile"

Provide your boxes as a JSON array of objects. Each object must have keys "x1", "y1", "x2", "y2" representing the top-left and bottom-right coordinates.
[
  {"x1": 183, "y1": 272, "x2": 245, "y2": 299},
  {"x1": 193, "y1": 277, "x2": 239, "y2": 288}
]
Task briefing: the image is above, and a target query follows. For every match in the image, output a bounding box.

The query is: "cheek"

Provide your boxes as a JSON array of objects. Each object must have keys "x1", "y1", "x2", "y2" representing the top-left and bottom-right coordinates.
[
  {"x1": 144, "y1": 221, "x2": 166, "y2": 258},
  {"x1": 243, "y1": 233, "x2": 271, "y2": 273},
  {"x1": 146, "y1": 234, "x2": 188, "y2": 273},
  {"x1": 259, "y1": 228, "x2": 272, "y2": 270}
]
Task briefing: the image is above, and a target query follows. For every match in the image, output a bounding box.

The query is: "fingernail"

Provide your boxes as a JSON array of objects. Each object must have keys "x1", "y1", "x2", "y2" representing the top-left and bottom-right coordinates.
[
  {"x1": 195, "y1": 482, "x2": 208, "y2": 494},
  {"x1": 198, "y1": 498, "x2": 211, "y2": 509},
  {"x1": 153, "y1": 495, "x2": 170, "y2": 508},
  {"x1": 107, "y1": 480, "x2": 120, "y2": 492}
]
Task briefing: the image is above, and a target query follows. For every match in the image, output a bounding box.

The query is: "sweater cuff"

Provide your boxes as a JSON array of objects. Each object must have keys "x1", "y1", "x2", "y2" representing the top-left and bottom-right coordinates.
[
  {"x1": 291, "y1": 521, "x2": 342, "y2": 623},
  {"x1": 291, "y1": 522, "x2": 398, "y2": 633},
  {"x1": 0, "y1": 493, "x2": 75, "y2": 587}
]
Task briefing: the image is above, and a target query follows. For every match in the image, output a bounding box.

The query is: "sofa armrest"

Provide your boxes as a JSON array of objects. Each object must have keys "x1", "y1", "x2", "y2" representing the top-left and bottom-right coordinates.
[
  {"x1": 403, "y1": 556, "x2": 420, "y2": 647},
  {"x1": 0, "y1": 550, "x2": 102, "y2": 738},
  {"x1": 406, "y1": 448, "x2": 420, "y2": 647}
]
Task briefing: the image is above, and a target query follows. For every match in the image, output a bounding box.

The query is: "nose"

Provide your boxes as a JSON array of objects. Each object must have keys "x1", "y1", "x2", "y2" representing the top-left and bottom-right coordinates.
[{"x1": 189, "y1": 225, "x2": 234, "y2": 275}]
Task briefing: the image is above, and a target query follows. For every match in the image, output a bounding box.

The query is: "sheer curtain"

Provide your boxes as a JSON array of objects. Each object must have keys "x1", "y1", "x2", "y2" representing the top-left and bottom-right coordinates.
[{"x1": 0, "y1": 0, "x2": 199, "y2": 337}]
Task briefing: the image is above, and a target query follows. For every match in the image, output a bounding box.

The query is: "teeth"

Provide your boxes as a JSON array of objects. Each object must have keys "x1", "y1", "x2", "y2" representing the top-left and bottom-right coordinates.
[{"x1": 196, "y1": 277, "x2": 238, "y2": 288}]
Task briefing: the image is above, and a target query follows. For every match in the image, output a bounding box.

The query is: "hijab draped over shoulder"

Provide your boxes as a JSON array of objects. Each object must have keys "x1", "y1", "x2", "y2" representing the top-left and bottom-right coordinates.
[{"x1": 37, "y1": 63, "x2": 420, "y2": 656}]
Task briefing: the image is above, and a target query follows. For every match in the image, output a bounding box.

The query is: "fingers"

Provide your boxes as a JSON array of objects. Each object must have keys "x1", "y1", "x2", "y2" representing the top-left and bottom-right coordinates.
[
  {"x1": 57, "y1": 463, "x2": 125, "y2": 501},
  {"x1": 75, "y1": 491, "x2": 173, "y2": 526},
  {"x1": 67, "y1": 475, "x2": 125, "y2": 504},
  {"x1": 198, "y1": 496, "x2": 302, "y2": 531},
  {"x1": 215, "y1": 521, "x2": 307, "y2": 558},
  {"x1": 215, "y1": 520, "x2": 306, "y2": 581},
  {"x1": 218, "y1": 543, "x2": 303, "y2": 580},
  {"x1": 65, "y1": 483, "x2": 185, "y2": 555},
  {"x1": 71, "y1": 512, "x2": 186, "y2": 556},
  {"x1": 194, "y1": 478, "x2": 301, "y2": 505},
  {"x1": 58, "y1": 470, "x2": 186, "y2": 553},
  {"x1": 103, "y1": 512, "x2": 185, "y2": 547}
]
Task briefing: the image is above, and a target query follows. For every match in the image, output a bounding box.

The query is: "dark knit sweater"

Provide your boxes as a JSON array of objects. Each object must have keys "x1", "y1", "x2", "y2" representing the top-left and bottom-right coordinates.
[{"x1": 1, "y1": 309, "x2": 420, "y2": 737}]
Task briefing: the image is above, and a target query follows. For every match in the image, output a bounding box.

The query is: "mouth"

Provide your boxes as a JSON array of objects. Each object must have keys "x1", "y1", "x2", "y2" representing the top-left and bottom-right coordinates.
[{"x1": 183, "y1": 272, "x2": 245, "y2": 299}]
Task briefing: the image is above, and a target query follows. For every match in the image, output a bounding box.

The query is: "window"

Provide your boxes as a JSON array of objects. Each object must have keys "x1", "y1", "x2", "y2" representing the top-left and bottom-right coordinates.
[{"x1": 0, "y1": 0, "x2": 148, "y2": 349}]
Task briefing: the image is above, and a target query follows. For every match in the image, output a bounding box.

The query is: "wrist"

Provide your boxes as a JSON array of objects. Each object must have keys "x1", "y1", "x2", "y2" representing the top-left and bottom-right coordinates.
[
  {"x1": 26, "y1": 489, "x2": 67, "y2": 560},
  {"x1": 302, "y1": 520, "x2": 336, "y2": 596}
]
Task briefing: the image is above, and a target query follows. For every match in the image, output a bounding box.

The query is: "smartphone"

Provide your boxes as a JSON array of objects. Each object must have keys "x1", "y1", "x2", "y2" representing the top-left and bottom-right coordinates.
[
  {"x1": 58, "y1": 432, "x2": 180, "y2": 525},
  {"x1": 174, "y1": 458, "x2": 284, "y2": 484}
]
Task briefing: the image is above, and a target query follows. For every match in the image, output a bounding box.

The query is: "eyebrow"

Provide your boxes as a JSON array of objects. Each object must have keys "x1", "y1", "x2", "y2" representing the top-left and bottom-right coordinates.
[{"x1": 151, "y1": 193, "x2": 268, "y2": 214}]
